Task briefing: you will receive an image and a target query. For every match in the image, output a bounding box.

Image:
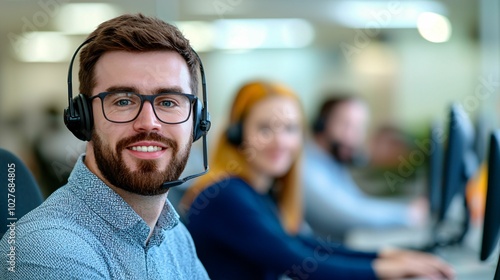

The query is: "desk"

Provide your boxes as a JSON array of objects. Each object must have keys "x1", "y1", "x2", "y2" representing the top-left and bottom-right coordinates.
[{"x1": 345, "y1": 226, "x2": 497, "y2": 280}]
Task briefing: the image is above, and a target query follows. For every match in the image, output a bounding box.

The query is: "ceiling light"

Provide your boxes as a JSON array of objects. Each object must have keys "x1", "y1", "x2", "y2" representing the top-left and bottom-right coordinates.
[
  {"x1": 331, "y1": 1, "x2": 447, "y2": 28},
  {"x1": 417, "y1": 12, "x2": 452, "y2": 43},
  {"x1": 13, "y1": 32, "x2": 71, "y2": 62}
]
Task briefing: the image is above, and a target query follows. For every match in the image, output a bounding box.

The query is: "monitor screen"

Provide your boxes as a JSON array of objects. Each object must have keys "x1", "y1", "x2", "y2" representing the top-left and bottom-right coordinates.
[
  {"x1": 438, "y1": 103, "x2": 479, "y2": 223},
  {"x1": 480, "y1": 130, "x2": 500, "y2": 261}
]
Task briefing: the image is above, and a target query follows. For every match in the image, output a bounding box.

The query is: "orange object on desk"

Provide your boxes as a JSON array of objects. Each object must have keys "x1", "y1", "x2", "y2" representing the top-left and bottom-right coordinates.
[{"x1": 466, "y1": 162, "x2": 488, "y2": 225}]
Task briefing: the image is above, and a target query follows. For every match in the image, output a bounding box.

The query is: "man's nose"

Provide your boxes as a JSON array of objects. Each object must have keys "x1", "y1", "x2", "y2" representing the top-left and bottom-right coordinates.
[{"x1": 132, "y1": 102, "x2": 162, "y2": 132}]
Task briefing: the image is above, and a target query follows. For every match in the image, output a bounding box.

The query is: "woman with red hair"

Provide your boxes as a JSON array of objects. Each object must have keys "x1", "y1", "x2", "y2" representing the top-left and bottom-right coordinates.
[{"x1": 181, "y1": 81, "x2": 453, "y2": 280}]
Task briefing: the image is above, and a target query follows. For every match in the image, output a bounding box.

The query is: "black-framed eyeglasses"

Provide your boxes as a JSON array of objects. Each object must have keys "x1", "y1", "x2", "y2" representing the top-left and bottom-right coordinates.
[{"x1": 90, "y1": 91, "x2": 197, "y2": 124}]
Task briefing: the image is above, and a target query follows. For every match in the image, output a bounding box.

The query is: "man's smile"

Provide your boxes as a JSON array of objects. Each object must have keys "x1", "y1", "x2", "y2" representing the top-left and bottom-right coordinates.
[
  {"x1": 126, "y1": 141, "x2": 168, "y2": 159},
  {"x1": 130, "y1": 146, "x2": 164, "y2": 152}
]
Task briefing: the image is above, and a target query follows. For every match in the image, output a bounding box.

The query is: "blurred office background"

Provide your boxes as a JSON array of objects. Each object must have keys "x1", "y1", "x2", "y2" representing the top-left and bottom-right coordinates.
[{"x1": 0, "y1": 0, "x2": 498, "y2": 197}]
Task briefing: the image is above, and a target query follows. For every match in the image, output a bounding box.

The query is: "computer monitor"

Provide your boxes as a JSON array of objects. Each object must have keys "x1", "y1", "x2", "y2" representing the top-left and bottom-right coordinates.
[
  {"x1": 437, "y1": 103, "x2": 479, "y2": 244},
  {"x1": 480, "y1": 130, "x2": 500, "y2": 261}
]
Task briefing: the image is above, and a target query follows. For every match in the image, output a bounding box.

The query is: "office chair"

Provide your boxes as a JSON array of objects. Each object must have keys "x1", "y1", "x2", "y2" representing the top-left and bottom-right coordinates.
[{"x1": 0, "y1": 148, "x2": 44, "y2": 237}]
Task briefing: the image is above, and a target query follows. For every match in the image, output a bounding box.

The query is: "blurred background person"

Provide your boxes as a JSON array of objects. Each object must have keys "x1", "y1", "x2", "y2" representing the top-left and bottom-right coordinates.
[
  {"x1": 303, "y1": 95, "x2": 428, "y2": 242},
  {"x1": 180, "y1": 81, "x2": 453, "y2": 280}
]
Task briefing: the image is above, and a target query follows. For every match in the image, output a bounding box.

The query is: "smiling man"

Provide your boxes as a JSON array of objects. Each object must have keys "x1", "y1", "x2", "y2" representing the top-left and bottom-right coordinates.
[{"x1": 0, "y1": 14, "x2": 209, "y2": 279}]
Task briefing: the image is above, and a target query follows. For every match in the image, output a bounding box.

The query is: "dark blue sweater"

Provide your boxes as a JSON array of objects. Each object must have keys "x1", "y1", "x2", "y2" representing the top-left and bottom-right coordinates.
[{"x1": 185, "y1": 177, "x2": 378, "y2": 280}]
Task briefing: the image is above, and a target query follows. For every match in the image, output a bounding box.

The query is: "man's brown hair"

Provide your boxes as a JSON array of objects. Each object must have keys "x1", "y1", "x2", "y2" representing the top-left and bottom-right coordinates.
[{"x1": 78, "y1": 13, "x2": 199, "y2": 97}]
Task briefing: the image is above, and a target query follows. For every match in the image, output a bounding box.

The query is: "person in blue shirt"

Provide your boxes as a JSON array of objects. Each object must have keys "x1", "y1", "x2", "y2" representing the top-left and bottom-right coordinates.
[
  {"x1": 181, "y1": 81, "x2": 454, "y2": 280},
  {"x1": 0, "y1": 14, "x2": 208, "y2": 279},
  {"x1": 303, "y1": 96, "x2": 427, "y2": 241}
]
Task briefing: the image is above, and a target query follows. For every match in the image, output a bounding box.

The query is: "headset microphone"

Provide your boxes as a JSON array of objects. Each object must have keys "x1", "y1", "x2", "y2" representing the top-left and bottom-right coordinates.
[{"x1": 162, "y1": 132, "x2": 210, "y2": 188}]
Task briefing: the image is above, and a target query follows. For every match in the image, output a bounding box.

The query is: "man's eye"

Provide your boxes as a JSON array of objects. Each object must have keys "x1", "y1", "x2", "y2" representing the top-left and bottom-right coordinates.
[
  {"x1": 159, "y1": 100, "x2": 175, "y2": 107},
  {"x1": 115, "y1": 99, "x2": 133, "y2": 106}
]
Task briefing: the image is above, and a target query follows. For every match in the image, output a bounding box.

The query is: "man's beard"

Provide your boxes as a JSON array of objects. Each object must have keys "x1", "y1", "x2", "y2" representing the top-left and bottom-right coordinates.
[{"x1": 92, "y1": 131, "x2": 192, "y2": 196}]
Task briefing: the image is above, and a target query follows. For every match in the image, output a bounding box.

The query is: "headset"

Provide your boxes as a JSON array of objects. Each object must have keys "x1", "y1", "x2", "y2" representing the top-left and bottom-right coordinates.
[
  {"x1": 64, "y1": 37, "x2": 211, "y2": 189},
  {"x1": 226, "y1": 122, "x2": 243, "y2": 146}
]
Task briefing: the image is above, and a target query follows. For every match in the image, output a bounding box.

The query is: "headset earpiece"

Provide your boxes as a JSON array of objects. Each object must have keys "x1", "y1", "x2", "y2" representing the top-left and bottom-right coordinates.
[
  {"x1": 192, "y1": 98, "x2": 207, "y2": 142},
  {"x1": 226, "y1": 122, "x2": 243, "y2": 146},
  {"x1": 64, "y1": 94, "x2": 93, "y2": 141},
  {"x1": 64, "y1": 37, "x2": 95, "y2": 142},
  {"x1": 191, "y1": 50, "x2": 211, "y2": 143}
]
